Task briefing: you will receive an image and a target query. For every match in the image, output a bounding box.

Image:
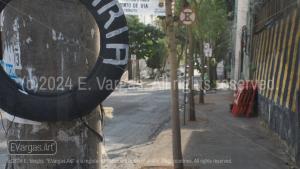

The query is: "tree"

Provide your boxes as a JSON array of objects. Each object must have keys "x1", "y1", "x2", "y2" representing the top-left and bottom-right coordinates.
[
  {"x1": 127, "y1": 16, "x2": 146, "y2": 81},
  {"x1": 127, "y1": 16, "x2": 166, "y2": 80},
  {"x1": 165, "y1": 0, "x2": 184, "y2": 168},
  {"x1": 191, "y1": 0, "x2": 229, "y2": 84},
  {"x1": 146, "y1": 39, "x2": 168, "y2": 78},
  {"x1": 188, "y1": 0, "x2": 229, "y2": 102}
]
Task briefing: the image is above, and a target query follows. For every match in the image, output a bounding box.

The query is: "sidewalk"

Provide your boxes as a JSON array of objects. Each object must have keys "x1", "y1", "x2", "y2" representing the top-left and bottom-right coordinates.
[
  {"x1": 138, "y1": 91, "x2": 295, "y2": 169},
  {"x1": 0, "y1": 120, "x2": 7, "y2": 169}
]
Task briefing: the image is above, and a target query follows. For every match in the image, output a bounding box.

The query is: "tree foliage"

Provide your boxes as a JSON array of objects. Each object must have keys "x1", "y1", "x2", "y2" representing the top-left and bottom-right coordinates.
[
  {"x1": 173, "y1": 0, "x2": 229, "y2": 88},
  {"x1": 146, "y1": 39, "x2": 167, "y2": 70},
  {"x1": 127, "y1": 16, "x2": 167, "y2": 70},
  {"x1": 191, "y1": 0, "x2": 228, "y2": 43}
]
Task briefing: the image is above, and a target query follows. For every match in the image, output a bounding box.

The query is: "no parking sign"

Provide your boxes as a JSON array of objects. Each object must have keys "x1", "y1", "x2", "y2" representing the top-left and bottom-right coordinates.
[{"x1": 180, "y1": 8, "x2": 196, "y2": 25}]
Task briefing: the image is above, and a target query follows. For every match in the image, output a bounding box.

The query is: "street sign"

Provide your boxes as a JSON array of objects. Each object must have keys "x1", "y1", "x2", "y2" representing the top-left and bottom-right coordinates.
[
  {"x1": 119, "y1": 0, "x2": 166, "y2": 16},
  {"x1": 131, "y1": 54, "x2": 137, "y2": 61},
  {"x1": 204, "y1": 43, "x2": 210, "y2": 50},
  {"x1": 204, "y1": 49, "x2": 212, "y2": 57},
  {"x1": 204, "y1": 43, "x2": 213, "y2": 57},
  {"x1": 180, "y1": 8, "x2": 196, "y2": 25}
]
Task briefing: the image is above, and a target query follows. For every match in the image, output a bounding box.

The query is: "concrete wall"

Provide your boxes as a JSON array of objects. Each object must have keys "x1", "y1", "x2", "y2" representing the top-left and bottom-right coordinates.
[{"x1": 251, "y1": 0, "x2": 300, "y2": 162}]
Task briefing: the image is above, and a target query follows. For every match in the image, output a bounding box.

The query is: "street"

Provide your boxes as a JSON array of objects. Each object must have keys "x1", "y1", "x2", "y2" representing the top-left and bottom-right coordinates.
[
  {"x1": 102, "y1": 88, "x2": 295, "y2": 169},
  {"x1": 102, "y1": 82, "x2": 174, "y2": 168}
]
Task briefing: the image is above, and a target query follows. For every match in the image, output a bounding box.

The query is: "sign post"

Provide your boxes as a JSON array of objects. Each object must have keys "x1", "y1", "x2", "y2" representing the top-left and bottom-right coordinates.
[
  {"x1": 180, "y1": 8, "x2": 196, "y2": 121},
  {"x1": 180, "y1": 8, "x2": 196, "y2": 25}
]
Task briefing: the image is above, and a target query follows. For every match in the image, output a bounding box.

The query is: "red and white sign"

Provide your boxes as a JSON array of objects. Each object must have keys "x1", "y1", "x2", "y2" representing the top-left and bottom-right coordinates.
[{"x1": 180, "y1": 8, "x2": 196, "y2": 25}]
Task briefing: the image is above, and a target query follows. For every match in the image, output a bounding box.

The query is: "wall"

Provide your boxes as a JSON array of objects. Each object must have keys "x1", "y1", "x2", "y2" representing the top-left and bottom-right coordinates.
[{"x1": 251, "y1": 0, "x2": 300, "y2": 161}]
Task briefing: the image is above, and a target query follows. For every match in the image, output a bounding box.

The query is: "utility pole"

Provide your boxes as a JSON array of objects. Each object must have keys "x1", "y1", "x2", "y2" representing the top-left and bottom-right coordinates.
[
  {"x1": 188, "y1": 27, "x2": 196, "y2": 121},
  {"x1": 183, "y1": 26, "x2": 188, "y2": 125},
  {"x1": 165, "y1": 0, "x2": 184, "y2": 169},
  {"x1": 3, "y1": 0, "x2": 101, "y2": 169}
]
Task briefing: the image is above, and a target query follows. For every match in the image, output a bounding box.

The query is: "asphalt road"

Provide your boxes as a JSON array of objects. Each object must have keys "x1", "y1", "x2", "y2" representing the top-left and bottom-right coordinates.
[{"x1": 102, "y1": 85, "x2": 173, "y2": 159}]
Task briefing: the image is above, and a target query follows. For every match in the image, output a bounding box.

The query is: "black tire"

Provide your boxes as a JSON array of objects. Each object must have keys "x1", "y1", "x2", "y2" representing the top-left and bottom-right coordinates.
[{"x1": 0, "y1": 0, "x2": 129, "y2": 121}]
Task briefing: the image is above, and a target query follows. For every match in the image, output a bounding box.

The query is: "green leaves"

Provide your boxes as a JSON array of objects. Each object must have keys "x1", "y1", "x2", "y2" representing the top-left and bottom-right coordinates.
[
  {"x1": 127, "y1": 16, "x2": 167, "y2": 69},
  {"x1": 191, "y1": 0, "x2": 228, "y2": 42},
  {"x1": 146, "y1": 39, "x2": 167, "y2": 69}
]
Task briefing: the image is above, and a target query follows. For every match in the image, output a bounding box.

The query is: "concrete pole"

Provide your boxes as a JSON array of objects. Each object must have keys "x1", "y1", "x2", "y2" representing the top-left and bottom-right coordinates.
[
  {"x1": 165, "y1": 0, "x2": 184, "y2": 168},
  {"x1": 233, "y1": 0, "x2": 249, "y2": 81},
  {"x1": 2, "y1": 0, "x2": 101, "y2": 168},
  {"x1": 188, "y1": 27, "x2": 195, "y2": 121}
]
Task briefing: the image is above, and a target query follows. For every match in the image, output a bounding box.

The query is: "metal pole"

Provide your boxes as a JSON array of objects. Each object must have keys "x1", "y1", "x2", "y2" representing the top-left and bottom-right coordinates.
[
  {"x1": 199, "y1": 42, "x2": 205, "y2": 104},
  {"x1": 183, "y1": 25, "x2": 188, "y2": 125},
  {"x1": 188, "y1": 26, "x2": 196, "y2": 121}
]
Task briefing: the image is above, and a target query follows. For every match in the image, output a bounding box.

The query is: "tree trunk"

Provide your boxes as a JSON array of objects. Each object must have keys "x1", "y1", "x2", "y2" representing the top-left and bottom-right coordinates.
[
  {"x1": 199, "y1": 43, "x2": 205, "y2": 104},
  {"x1": 2, "y1": 0, "x2": 101, "y2": 168},
  {"x1": 165, "y1": 0, "x2": 184, "y2": 168},
  {"x1": 188, "y1": 28, "x2": 195, "y2": 121},
  {"x1": 224, "y1": 60, "x2": 228, "y2": 80},
  {"x1": 136, "y1": 59, "x2": 140, "y2": 83},
  {"x1": 151, "y1": 68, "x2": 155, "y2": 79},
  {"x1": 209, "y1": 62, "x2": 217, "y2": 89},
  {"x1": 177, "y1": 44, "x2": 185, "y2": 67},
  {"x1": 128, "y1": 60, "x2": 133, "y2": 80},
  {"x1": 195, "y1": 41, "x2": 205, "y2": 104}
]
